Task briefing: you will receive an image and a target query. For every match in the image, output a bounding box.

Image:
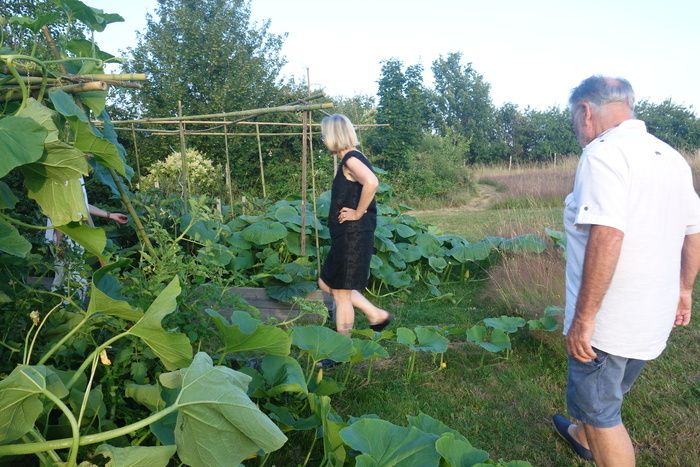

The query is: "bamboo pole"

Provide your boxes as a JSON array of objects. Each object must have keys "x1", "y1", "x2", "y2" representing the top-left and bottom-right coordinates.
[
  {"x1": 306, "y1": 66, "x2": 321, "y2": 268},
  {"x1": 130, "y1": 124, "x2": 142, "y2": 185},
  {"x1": 107, "y1": 121, "x2": 387, "y2": 127},
  {"x1": 300, "y1": 111, "x2": 308, "y2": 256},
  {"x1": 114, "y1": 102, "x2": 334, "y2": 124},
  {"x1": 56, "y1": 81, "x2": 108, "y2": 93},
  {"x1": 143, "y1": 131, "x2": 307, "y2": 137},
  {"x1": 177, "y1": 101, "x2": 190, "y2": 211},
  {"x1": 223, "y1": 117, "x2": 234, "y2": 210},
  {"x1": 255, "y1": 123, "x2": 267, "y2": 198},
  {"x1": 109, "y1": 168, "x2": 157, "y2": 259},
  {"x1": 77, "y1": 73, "x2": 146, "y2": 81}
]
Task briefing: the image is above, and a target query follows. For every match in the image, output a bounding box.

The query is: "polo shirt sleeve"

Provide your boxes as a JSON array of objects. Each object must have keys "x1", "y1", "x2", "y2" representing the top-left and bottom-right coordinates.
[
  {"x1": 685, "y1": 182, "x2": 700, "y2": 235},
  {"x1": 574, "y1": 145, "x2": 629, "y2": 231}
]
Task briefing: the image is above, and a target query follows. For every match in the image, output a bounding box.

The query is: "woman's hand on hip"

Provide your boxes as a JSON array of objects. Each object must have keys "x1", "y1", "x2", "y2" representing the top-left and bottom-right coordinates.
[{"x1": 338, "y1": 207, "x2": 363, "y2": 223}]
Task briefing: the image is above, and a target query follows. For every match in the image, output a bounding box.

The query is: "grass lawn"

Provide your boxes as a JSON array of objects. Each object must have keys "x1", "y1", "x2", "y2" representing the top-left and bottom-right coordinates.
[
  {"x1": 317, "y1": 206, "x2": 700, "y2": 466},
  {"x1": 414, "y1": 206, "x2": 563, "y2": 242}
]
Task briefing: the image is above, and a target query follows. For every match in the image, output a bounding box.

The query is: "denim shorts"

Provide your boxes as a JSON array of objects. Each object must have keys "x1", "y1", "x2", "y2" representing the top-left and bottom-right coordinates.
[{"x1": 566, "y1": 347, "x2": 646, "y2": 428}]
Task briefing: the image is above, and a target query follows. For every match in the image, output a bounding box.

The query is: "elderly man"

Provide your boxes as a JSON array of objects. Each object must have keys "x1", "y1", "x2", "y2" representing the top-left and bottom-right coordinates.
[{"x1": 552, "y1": 76, "x2": 700, "y2": 466}]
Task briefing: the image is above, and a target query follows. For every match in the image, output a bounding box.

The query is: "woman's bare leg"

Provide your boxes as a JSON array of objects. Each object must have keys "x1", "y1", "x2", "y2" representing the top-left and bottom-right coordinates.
[
  {"x1": 331, "y1": 289, "x2": 354, "y2": 336},
  {"x1": 350, "y1": 290, "x2": 390, "y2": 325},
  {"x1": 318, "y1": 279, "x2": 390, "y2": 331}
]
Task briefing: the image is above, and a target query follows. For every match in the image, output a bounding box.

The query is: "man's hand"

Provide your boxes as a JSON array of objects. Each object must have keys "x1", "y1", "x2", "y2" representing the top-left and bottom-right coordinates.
[
  {"x1": 108, "y1": 213, "x2": 128, "y2": 225},
  {"x1": 338, "y1": 207, "x2": 362, "y2": 223},
  {"x1": 675, "y1": 290, "x2": 692, "y2": 326},
  {"x1": 566, "y1": 318, "x2": 597, "y2": 362}
]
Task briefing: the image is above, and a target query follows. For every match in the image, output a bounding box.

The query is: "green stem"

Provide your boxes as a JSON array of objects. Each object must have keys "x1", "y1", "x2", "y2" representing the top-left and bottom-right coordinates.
[
  {"x1": 366, "y1": 360, "x2": 373, "y2": 383},
  {"x1": 0, "y1": 213, "x2": 55, "y2": 230},
  {"x1": 23, "y1": 322, "x2": 35, "y2": 365},
  {"x1": 4, "y1": 61, "x2": 28, "y2": 109},
  {"x1": 25, "y1": 302, "x2": 62, "y2": 365},
  {"x1": 0, "y1": 404, "x2": 179, "y2": 457},
  {"x1": 76, "y1": 353, "x2": 100, "y2": 433},
  {"x1": 66, "y1": 331, "x2": 129, "y2": 391},
  {"x1": 342, "y1": 362, "x2": 353, "y2": 386},
  {"x1": 109, "y1": 168, "x2": 157, "y2": 259},
  {"x1": 0, "y1": 340, "x2": 20, "y2": 352},
  {"x1": 38, "y1": 314, "x2": 91, "y2": 365},
  {"x1": 27, "y1": 428, "x2": 63, "y2": 464},
  {"x1": 42, "y1": 388, "x2": 80, "y2": 466},
  {"x1": 302, "y1": 429, "x2": 318, "y2": 467}
]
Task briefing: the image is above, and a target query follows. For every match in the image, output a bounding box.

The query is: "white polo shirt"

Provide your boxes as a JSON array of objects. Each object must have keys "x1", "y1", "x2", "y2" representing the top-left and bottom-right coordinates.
[{"x1": 564, "y1": 119, "x2": 700, "y2": 360}]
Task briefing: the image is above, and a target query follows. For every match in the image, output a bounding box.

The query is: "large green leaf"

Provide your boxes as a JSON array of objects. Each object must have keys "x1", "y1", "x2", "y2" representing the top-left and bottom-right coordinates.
[
  {"x1": 0, "y1": 365, "x2": 67, "y2": 443},
  {"x1": 291, "y1": 326, "x2": 354, "y2": 363},
  {"x1": 0, "y1": 219, "x2": 32, "y2": 257},
  {"x1": 428, "y1": 256, "x2": 448, "y2": 272},
  {"x1": 56, "y1": 0, "x2": 124, "y2": 32},
  {"x1": 23, "y1": 174, "x2": 88, "y2": 226},
  {"x1": 413, "y1": 327, "x2": 449, "y2": 354},
  {"x1": 466, "y1": 325, "x2": 511, "y2": 353},
  {"x1": 274, "y1": 205, "x2": 302, "y2": 225},
  {"x1": 340, "y1": 418, "x2": 441, "y2": 467},
  {"x1": 125, "y1": 383, "x2": 165, "y2": 412},
  {"x1": 22, "y1": 141, "x2": 89, "y2": 181},
  {"x1": 0, "y1": 182, "x2": 19, "y2": 209},
  {"x1": 48, "y1": 89, "x2": 89, "y2": 122},
  {"x1": 483, "y1": 316, "x2": 526, "y2": 334},
  {"x1": 265, "y1": 280, "x2": 317, "y2": 303},
  {"x1": 8, "y1": 13, "x2": 61, "y2": 32},
  {"x1": 448, "y1": 243, "x2": 492, "y2": 263},
  {"x1": 87, "y1": 281, "x2": 142, "y2": 322},
  {"x1": 261, "y1": 355, "x2": 308, "y2": 396},
  {"x1": 396, "y1": 327, "x2": 416, "y2": 346},
  {"x1": 95, "y1": 444, "x2": 176, "y2": 467},
  {"x1": 0, "y1": 115, "x2": 47, "y2": 178},
  {"x1": 415, "y1": 233, "x2": 443, "y2": 258},
  {"x1": 394, "y1": 224, "x2": 417, "y2": 239},
  {"x1": 56, "y1": 222, "x2": 106, "y2": 257},
  {"x1": 308, "y1": 393, "x2": 347, "y2": 466},
  {"x1": 129, "y1": 277, "x2": 192, "y2": 370},
  {"x1": 435, "y1": 433, "x2": 490, "y2": 467},
  {"x1": 351, "y1": 338, "x2": 389, "y2": 363},
  {"x1": 207, "y1": 309, "x2": 291, "y2": 356},
  {"x1": 170, "y1": 352, "x2": 287, "y2": 466},
  {"x1": 527, "y1": 316, "x2": 559, "y2": 332},
  {"x1": 73, "y1": 121, "x2": 125, "y2": 176},
  {"x1": 16, "y1": 98, "x2": 60, "y2": 144},
  {"x1": 407, "y1": 412, "x2": 469, "y2": 444},
  {"x1": 396, "y1": 243, "x2": 422, "y2": 263},
  {"x1": 241, "y1": 220, "x2": 287, "y2": 245}
]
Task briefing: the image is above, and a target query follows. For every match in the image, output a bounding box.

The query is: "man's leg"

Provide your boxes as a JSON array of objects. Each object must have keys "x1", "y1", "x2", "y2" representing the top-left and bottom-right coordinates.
[{"x1": 583, "y1": 423, "x2": 635, "y2": 467}]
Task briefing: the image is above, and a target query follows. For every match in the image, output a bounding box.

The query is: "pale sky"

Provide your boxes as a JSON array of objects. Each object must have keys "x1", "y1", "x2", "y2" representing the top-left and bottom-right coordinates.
[{"x1": 88, "y1": 0, "x2": 700, "y2": 112}]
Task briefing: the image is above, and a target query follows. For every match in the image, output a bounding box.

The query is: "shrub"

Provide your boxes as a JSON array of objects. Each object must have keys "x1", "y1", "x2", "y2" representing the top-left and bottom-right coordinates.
[{"x1": 141, "y1": 148, "x2": 222, "y2": 197}]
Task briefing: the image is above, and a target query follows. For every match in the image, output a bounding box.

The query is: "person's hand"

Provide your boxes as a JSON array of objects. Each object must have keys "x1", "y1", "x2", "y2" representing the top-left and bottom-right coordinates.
[
  {"x1": 338, "y1": 207, "x2": 362, "y2": 223},
  {"x1": 566, "y1": 317, "x2": 597, "y2": 363},
  {"x1": 108, "y1": 212, "x2": 128, "y2": 225},
  {"x1": 675, "y1": 290, "x2": 692, "y2": 327}
]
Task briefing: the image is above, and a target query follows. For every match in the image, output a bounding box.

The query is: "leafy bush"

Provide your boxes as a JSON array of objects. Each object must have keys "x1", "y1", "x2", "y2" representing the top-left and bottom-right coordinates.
[{"x1": 141, "y1": 149, "x2": 222, "y2": 197}]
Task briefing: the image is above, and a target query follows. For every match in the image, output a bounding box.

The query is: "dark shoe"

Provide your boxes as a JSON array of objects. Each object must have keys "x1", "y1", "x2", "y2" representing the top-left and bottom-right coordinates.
[
  {"x1": 316, "y1": 358, "x2": 339, "y2": 369},
  {"x1": 552, "y1": 414, "x2": 594, "y2": 461},
  {"x1": 369, "y1": 313, "x2": 393, "y2": 332}
]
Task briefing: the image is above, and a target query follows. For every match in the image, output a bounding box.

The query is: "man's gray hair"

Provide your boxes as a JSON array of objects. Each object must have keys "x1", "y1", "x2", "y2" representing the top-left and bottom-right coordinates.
[{"x1": 569, "y1": 75, "x2": 635, "y2": 111}]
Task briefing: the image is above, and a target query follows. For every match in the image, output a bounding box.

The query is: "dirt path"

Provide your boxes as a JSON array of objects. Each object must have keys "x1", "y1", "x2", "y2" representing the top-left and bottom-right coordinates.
[{"x1": 410, "y1": 183, "x2": 500, "y2": 215}]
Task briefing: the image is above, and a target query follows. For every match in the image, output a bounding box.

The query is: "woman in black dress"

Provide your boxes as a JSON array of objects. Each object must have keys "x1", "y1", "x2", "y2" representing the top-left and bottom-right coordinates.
[{"x1": 318, "y1": 114, "x2": 392, "y2": 336}]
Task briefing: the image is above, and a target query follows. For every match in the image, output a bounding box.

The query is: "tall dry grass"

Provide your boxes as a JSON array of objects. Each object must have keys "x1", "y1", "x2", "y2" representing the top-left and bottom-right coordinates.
[{"x1": 475, "y1": 157, "x2": 577, "y2": 207}]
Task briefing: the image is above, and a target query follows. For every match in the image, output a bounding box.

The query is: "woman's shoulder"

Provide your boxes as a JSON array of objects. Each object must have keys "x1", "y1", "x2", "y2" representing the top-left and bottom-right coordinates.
[{"x1": 342, "y1": 149, "x2": 371, "y2": 166}]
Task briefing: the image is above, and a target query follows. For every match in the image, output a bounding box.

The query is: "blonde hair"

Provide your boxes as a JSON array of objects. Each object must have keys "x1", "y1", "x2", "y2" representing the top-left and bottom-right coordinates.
[{"x1": 320, "y1": 114, "x2": 359, "y2": 153}]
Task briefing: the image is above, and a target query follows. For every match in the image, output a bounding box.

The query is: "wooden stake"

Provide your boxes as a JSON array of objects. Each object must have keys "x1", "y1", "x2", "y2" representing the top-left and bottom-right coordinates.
[
  {"x1": 301, "y1": 112, "x2": 308, "y2": 256},
  {"x1": 223, "y1": 117, "x2": 234, "y2": 211},
  {"x1": 255, "y1": 123, "x2": 267, "y2": 198},
  {"x1": 177, "y1": 101, "x2": 190, "y2": 211},
  {"x1": 109, "y1": 168, "x2": 157, "y2": 259},
  {"x1": 130, "y1": 124, "x2": 142, "y2": 186},
  {"x1": 307, "y1": 67, "x2": 321, "y2": 271}
]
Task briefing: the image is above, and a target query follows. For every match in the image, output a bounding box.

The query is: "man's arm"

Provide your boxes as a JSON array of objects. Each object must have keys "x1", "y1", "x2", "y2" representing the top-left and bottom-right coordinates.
[
  {"x1": 567, "y1": 224, "x2": 624, "y2": 362},
  {"x1": 676, "y1": 232, "x2": 700, "y2": 326}
]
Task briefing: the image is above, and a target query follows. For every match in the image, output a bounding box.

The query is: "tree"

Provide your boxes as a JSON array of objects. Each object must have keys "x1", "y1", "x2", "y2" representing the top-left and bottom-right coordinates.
[
  {"x1": 369, "y1": 59, "x2": 430, "y2": 171},
  {"x1": 635, "y1": 99, "x2": 700, "y2": 151},
  {"x1": 117, "y1": 0, "x2": 301, "y2": 196},
  {"x1": 524, "y1": 107, "x2": 578, "y2": 162},
  {"x1": 126, "y1": 0, "x2": 285, "y2": 118},
  {"x1": 431, "y1": 52, "x2": 497, "y2": 163}
]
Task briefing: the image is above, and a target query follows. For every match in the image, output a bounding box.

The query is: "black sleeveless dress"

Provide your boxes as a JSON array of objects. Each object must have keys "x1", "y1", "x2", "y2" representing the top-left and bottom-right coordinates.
[{"x1": 320, "y1": 150, "x2": 377, "y2": 290}]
